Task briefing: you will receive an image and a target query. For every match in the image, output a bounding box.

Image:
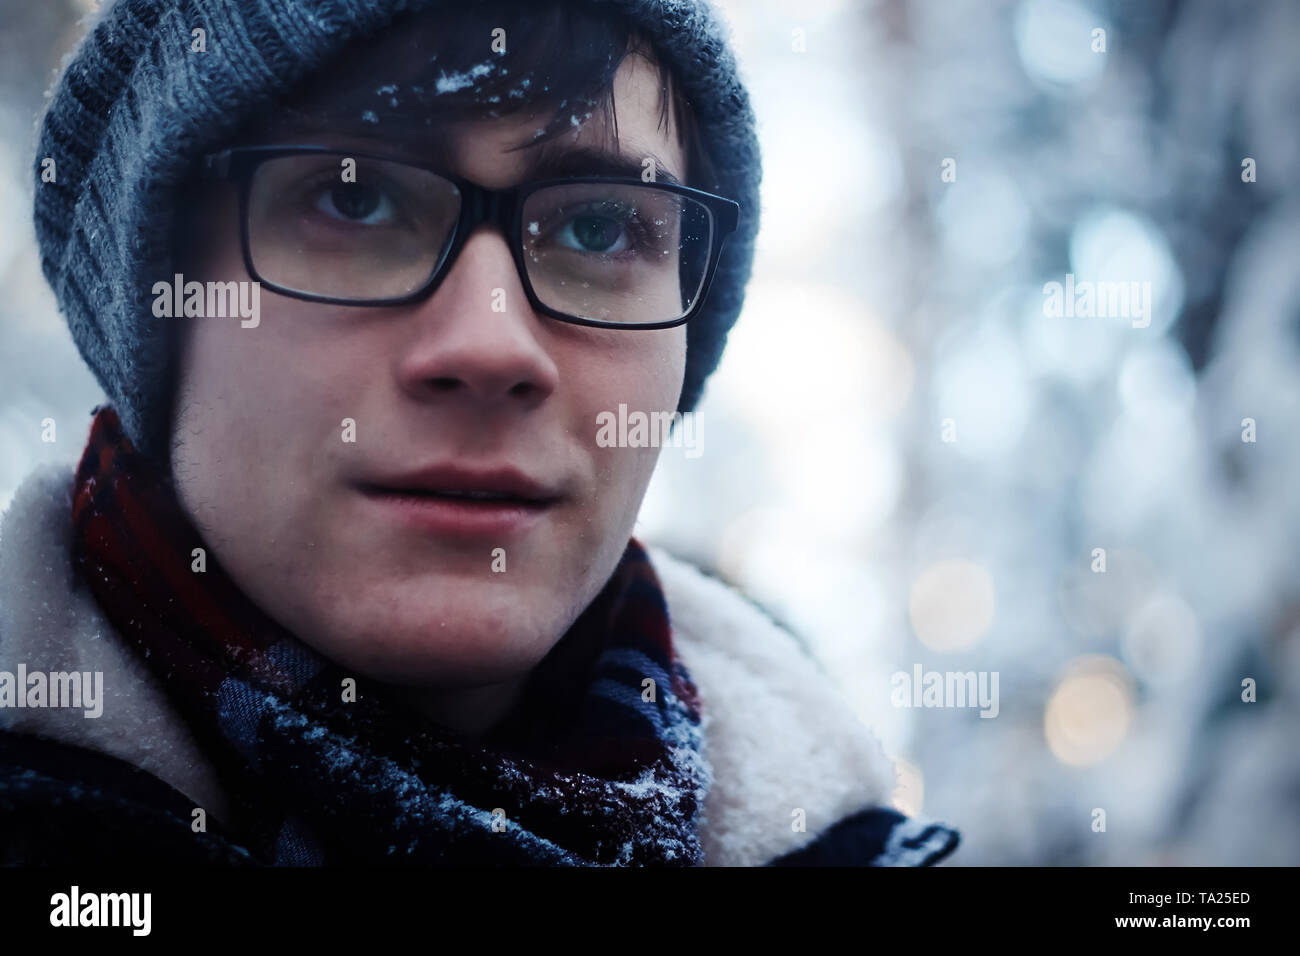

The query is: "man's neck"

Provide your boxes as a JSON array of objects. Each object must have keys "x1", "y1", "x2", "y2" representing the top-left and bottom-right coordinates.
[{"x1": 393, "y1": 674, "x2": 531, "y2": 740}]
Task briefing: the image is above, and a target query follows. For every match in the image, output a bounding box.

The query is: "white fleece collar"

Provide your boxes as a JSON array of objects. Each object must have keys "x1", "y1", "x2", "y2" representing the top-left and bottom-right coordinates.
[{"x1": 0, "y1": 462, "x2": 899, "y2": 866}]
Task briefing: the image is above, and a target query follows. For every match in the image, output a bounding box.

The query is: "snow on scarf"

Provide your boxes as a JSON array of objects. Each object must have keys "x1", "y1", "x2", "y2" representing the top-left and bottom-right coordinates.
[{"x1": 69, "y1": 405, "x2": 710, "y2": 865}]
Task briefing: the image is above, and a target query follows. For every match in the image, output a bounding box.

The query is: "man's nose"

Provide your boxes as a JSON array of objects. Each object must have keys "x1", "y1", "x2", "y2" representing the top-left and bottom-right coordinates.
[{"x1": 392, "y1": 224, "x2": 561, "y2": 409}]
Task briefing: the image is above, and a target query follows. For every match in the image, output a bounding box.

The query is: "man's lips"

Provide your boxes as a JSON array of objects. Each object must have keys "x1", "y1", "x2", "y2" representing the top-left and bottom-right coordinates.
[
  {"x1": 355, "y1": 463, "x2": 563, "y2": 504},
  {"x1": 353, "y1": 463, "x2": 563, "y2": 538}
]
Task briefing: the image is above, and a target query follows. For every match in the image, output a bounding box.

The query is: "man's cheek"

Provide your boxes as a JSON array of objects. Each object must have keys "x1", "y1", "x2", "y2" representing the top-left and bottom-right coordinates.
[{"x1": 605, "y1": 445, "x2": 661, "y2": 527}]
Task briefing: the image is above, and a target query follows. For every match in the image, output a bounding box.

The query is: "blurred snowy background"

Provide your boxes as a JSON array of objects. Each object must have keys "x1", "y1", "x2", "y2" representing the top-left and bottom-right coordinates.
[{"x1": 3, "y1": 0, "x2": 1298, "y2": 864}]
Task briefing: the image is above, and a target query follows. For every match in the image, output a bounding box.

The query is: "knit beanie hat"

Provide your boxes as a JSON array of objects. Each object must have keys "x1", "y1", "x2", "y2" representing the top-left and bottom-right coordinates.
[{"x1": 33, "y1": 0, "x2": 761, "y2": 466}]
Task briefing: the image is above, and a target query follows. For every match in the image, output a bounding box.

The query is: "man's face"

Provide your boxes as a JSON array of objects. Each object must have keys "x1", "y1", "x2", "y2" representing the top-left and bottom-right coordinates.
[{"x1": 169, "y1": 50, "x2": 688, "y2": 695}]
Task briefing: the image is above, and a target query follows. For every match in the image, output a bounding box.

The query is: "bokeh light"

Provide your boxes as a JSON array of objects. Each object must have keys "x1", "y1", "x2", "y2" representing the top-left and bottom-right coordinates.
[
  {"x1": 908, "y1": 560, "x2": 996, "y2": 652},
  {"x1": 1045, "y1": 656, "x2": 1136, "y2": 766}
]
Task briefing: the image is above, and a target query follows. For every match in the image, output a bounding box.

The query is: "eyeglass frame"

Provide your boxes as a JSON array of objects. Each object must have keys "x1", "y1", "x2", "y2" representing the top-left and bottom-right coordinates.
[{"x1": 198, "y1": 144, "x2": 741, "y2": 330}]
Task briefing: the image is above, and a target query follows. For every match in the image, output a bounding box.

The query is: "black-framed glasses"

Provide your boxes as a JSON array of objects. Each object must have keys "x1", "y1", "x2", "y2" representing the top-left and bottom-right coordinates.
[{"x1": 199, "y1": 145, "x2": 740, "y2": 330}]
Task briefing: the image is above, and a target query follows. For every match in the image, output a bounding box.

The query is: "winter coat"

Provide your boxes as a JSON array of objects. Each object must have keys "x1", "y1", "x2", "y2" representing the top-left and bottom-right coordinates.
[{"x1": 0, "y1": 461, "x2": 959, "y2": 866}]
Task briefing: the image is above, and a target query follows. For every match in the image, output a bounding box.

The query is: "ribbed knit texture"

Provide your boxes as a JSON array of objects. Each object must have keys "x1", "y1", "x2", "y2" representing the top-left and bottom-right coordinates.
[{"x1": 33, "y1": 0, "x2": 762, "y2": 465}]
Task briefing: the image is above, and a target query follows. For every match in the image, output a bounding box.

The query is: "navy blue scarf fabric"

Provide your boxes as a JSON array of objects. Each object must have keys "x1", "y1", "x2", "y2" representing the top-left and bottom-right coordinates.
[{"x1": 72, "y1": 405, "x2": 710, "y2": 865}]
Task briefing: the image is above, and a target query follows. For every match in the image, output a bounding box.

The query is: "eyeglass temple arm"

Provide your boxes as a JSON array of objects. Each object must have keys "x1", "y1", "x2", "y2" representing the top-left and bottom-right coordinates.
[
  {"x1": 716, "y1": 197, "x2": 740, "y2": 236},
  {"x1": 199, "y1": 150, "x2": 235, "y2": 180}
]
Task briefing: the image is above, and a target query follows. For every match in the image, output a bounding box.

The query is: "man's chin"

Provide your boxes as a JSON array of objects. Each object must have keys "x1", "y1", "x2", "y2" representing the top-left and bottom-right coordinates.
[{"x1": 299, "y1": 593, "x2": 570, "y2": 687}]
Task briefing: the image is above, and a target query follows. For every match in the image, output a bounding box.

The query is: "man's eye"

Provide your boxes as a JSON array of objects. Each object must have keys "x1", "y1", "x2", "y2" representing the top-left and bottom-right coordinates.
[
  {"x1": 555, "y1": 212, "x2": 633, "y2": 254},
  {"x1": 314, "y1": 182, "x2": 397, "y2": 225},
  {"x1": 542, "y1": 201, "x2": 652, "y2": 256}
]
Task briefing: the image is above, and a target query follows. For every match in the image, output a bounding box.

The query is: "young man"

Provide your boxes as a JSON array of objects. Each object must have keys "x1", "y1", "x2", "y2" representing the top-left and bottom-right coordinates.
[{"x1": 0, "y1": 0, "x2": 959, "y2": 866}]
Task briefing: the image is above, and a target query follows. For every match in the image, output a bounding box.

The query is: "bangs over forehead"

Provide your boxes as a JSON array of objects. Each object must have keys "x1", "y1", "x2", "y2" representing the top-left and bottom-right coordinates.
[{"x1": 241, "y1": 0, "x2": 709, "y2": 185}]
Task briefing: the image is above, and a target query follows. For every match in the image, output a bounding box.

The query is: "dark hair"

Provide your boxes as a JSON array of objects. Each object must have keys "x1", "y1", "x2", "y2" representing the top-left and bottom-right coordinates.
[{"x1": 241, "y1": 0, "x2": 717, "y2": 191}]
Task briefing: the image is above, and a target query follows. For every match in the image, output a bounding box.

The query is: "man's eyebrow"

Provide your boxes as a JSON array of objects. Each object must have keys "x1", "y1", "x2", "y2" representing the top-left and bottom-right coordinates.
[
  {"x1": 251, "y1": 113, "x2": 456, "y2": 162},
  {"x1": 520, "y1": 145, "x2": 683, "y2": 186},
  {"x1": 247, "y1": 114, "x2": 684, "y2": 186}
]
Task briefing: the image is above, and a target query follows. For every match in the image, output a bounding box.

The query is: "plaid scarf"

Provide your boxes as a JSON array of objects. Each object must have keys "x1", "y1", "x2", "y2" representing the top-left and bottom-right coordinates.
[{"x1": 70, "y1": 405, "x2": 709, "y2": 866}]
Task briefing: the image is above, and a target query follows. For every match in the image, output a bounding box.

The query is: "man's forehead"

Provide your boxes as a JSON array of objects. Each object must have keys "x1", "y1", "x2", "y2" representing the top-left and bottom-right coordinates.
[
  {"x1": 251, "y1": 53, "x2": 686, "y2": 189},
  {"x1": 254, "y1": 115, "x2": 684, "y2": 191}
]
